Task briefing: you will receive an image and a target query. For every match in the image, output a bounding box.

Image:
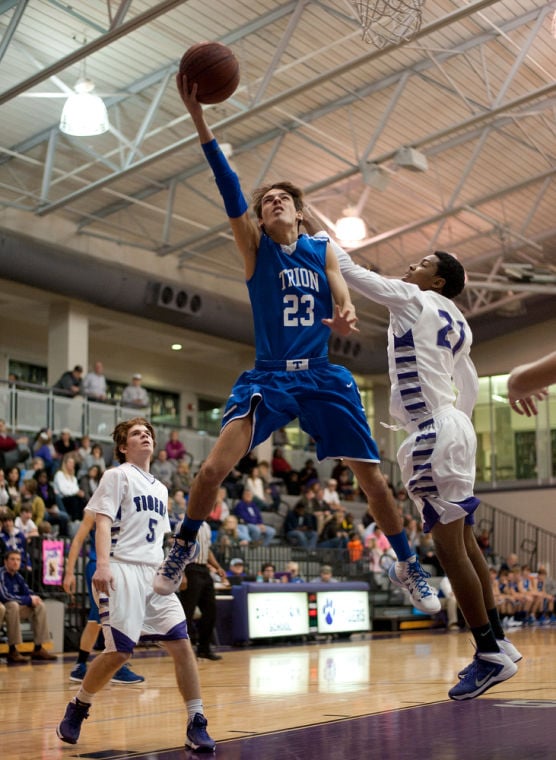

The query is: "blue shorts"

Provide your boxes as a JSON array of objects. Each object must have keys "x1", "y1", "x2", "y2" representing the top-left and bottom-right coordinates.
[
  {"x1": 86, "y1": 560, "x2": 100, "y2": 623},
  {"x1": 222, "y1": 359, "x2": 380, "y2": 463}
]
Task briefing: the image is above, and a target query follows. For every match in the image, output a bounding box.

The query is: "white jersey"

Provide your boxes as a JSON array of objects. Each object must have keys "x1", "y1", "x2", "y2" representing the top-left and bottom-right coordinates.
[
  {"x1": 331, "y1": 239, "x2": 479, "y2": 427},
  {"x1": 85, "y1": 462, "x2": 170, "y2": 567}
]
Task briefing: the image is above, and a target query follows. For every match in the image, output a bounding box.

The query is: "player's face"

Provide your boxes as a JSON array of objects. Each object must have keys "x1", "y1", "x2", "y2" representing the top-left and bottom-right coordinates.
[
  {"x1": 260, "y1": 189, "x2": 301, "y2": 230},
  {"x1": 122, "y1": 423, "x2": 154, "y2": 461},
  {"x1": 402, "y1": 254, "x2": 442, "y2": 291}
]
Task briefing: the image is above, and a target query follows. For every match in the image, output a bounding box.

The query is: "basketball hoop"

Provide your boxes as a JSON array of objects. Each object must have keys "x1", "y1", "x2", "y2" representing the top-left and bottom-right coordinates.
[{"x1": 349, "y1": 0, "x2": 425, "y2": 49}]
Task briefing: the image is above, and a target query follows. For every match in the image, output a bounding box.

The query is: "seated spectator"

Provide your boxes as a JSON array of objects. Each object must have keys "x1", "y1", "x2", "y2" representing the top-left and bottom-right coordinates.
[
  {"x1": 14, "y1": 503, "x2": 39, "y2": 539},
  {"x1": 53, "y1": 453, "x2": 87, "y2": 527},
  {"x1": 347, "y1": 531, "x2": 364, "y2": 563},
  {"x1": 226, "y1": 557, "x2": 248, "y2": 582},
  {"x1": 365, "y1": 525, "x2": 392, "y2": 554},
  {"x1": 336, "y1": 465, "x2": 356, "y2": 501},
  {"x1": 121, "y1": 373, "x2": 149, "y2": 409},
  {"x1": 221, "y1": 464, "x2": 245, "y2": 500},
  {"x1": 83, "y1": 360, "x2": 107, "y2": 402},
  {"x1": 53, "y1": 428, "x2": 78, "y2": 468},
  {"x1": 77, "y1": 434, "x2": 92, "y2": 462},
  {"x1": 272, "y1": 426, "x2": 289, "y2": 447},
  {"x1": 53, "y1": 364, "x2": 83, "y2": 397},
  {"x1": 78, "y1": 464, "x2": 102, "y2": 500},
  {"x1": 236, "y1": 450, "x2": 259, "y2": 477},
  {"x1": 284, "y1": 560, "x2": 305, "y2": 583},
  {"x1": 32, "y1": 429, "x2": 55, "y2": 476},
  {"x1": 284, "y1": 502, "x2": 318, "y2": 549},
  {"x1": 417, "y1": 532, "x2": 443, "y2": 575},
  {"x1": 0, "y1": 510, "x2": 31, "y2": 572},
  {"x1": 206, "y1": 486, "x2": 230, "y2": 533},
  {"x1": 150, "y1": 449, "x2": 174, "y2": 491},
  {"x1": 340, "y1": 509, "x2": 356, "y2": 535},
  {"x1": 0, "y1": 549, "x2": 57, "y2": 663},
  {"x1": 317, "y1": 512, "x2": 348, "y2": 549},
  {"x1": 5, "y1": 466, "x2": 22, "y2": 514},
  {"x1": 476, "y1": 528, "x2": 493, "y2": 558},
  {"x1": 78, "y1": 442, "x2": 106, "y2": 478},
  {"x1": 312, "y1": 564, "x2": 338, "y2": 583},
  {"x1": 257, "y1": 562, "x2": 280, "y2": 583},
  {"x1": 0, "y1": 419, "x2": 30, "y2": 470},
  {"x1": 21, "y1": 455, "x2": 47, "y2": 484},
  {"x1": 257, "y1": 460, "x2": 282, "y2": 510},
  {"x1": 169, "y1": 489, "x2": 188, "y2": 530},
  {"x1": 233, "y1": 487, "x2": 276, "y2": 547},
  {"x1": 246, "y1": 465, "x2": 274, "y2": 511},
  {"x1": 298, "y1": 458, "x2": 319, "y2": 489},
  {"x1": 165, "y1": 429, "x2": 187, "y2": 462},
  {"x1": 322, "y1": 478, "x2": 341, "y2": 509},
  {"x1": 439, "y1": 575, "x2": 461, "y2": 630},
  {"x1": 217, "y1": 515, "x2": 249, "y2": 550},
  {"x1": 33, "y1": 468, "x2": 68, "y2": 536},
  {"x1": 0, "y1": 468, "x2": 12, "y2": 508},
  {"x1": 18, "y1": 478, "x2": 45, "y2": 526},
  {"x1": 171, "y1": 459, "x2": 193, "y2": 496},
  {"x1": 271, "y1": 447, "x2": 297, "y2": 494}
]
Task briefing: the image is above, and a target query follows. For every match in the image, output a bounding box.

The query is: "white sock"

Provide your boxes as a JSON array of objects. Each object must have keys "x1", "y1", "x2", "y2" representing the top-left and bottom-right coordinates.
[
  {"x1": 75, "y1": 687, "x2": 94, "y2": 705},
  {"x1": 186, "y1": 698, "x2": 203, "y2": 720}
]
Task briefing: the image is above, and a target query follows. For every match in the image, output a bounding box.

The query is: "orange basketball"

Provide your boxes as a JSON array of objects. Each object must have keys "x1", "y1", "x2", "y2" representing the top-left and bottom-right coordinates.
[{"x1": 179, "y1": 41, "x2": 240, "y2": 104}]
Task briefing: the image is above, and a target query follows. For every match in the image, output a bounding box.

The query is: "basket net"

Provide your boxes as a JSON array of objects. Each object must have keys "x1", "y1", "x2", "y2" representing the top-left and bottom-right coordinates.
[{"x1": 350, "y1": 0, "x2": 425, "y2": 49}]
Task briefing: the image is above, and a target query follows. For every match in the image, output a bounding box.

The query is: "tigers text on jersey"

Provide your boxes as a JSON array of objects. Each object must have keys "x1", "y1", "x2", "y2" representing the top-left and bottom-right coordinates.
[
  {"x1": 85, "y1": 462, "x2": 170, "y2": 567},
  {"x1": 247, "y1": 233, "x2": 333, "y2": 361}
]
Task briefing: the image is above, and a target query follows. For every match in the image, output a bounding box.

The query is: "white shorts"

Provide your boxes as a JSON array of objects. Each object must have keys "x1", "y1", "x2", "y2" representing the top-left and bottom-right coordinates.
[
  {"x1": 95, "y1": 561, "x2": 188, "y2": 653},
  {"x1": 397, "y1": 408, "x2": 479, "y2": 532}
]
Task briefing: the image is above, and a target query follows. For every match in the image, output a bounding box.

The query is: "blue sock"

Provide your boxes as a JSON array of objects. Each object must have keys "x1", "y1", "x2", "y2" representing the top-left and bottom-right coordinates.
[
  {"x1": 385, "y1": 531, "x2": 414, "y2": 561},
  {"x1": 178, "y1": 516, "x2": 203, "y2": 542}
]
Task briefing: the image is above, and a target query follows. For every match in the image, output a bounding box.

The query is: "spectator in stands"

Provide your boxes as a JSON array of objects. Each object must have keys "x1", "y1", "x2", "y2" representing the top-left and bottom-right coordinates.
[
  {"x1": 417, "y1": 532, "x2": 443, "y2": 576},
  {"x1": 285, "y1": 560, "x2": 305, "y2": 583},
  {"x1": 5, "y1": 466, "x2": 22, "y2": 514},
  {"x1": 0, "y1": 419, "x2": 30, "y2": 471},
  {"x1": 221, "y1": 463, "x2": 244, "y2": 500},
  {"x1": 169, "y1": 489, "x2": 188, "y2": 529},
  {"x1": 347, "y1": 531, "x2": 364, "y2": 563},
  {"x1": 246, "y1": 464, "x2": 275, "y2": 511},
  {"x1": 298, "y1": 458, "x2": 319, "y2": 489},
  {"x1": 53, "y1": 364, "x2": 83, "y2": 397},
  {"x1": 257, "y1": 460, "x2": 282, "y2": 511},
  {"x1": 14, "y1": 503, "x2": 39, "y2": 539},
  {"x1": 217, "y1": 515, "x2": 249, "y2": 550},
  {"x1": 18, "y1": 478, "x2": 45, "y2": 526},
  {"x1": 226, "y1": 557, "x2": 247, "y2": 580},
  {"x1": 317, "y1": 511, "x2": 348, "y2": 549},
  {"x1": 0, "y1": 468, "x2": 11, "y2": 508},
  {"x1": 165, "y1": 429, "x2": 187, "y2": 462},
  {"x1": 499, "y1": 552, "x2": 519, "y2": 573},
  {"x1": 150, "y1": 449, "x2": 174, "y2": 491},
  {"x1": 284, "y1": 502, "x2": 318, "y2": 549},
  {"x1": 34, "y1": 468, "x2": 69, "y2": 537},
  {"x1": 233, "y1": 487, "x2": 277, "y2": 547},
  {"x1": 258, "y1": 562, "x2": 280, "y2": 583},
  {"x1": 53, "y1": 428, "x2": 79, "y2": 467},
  {"x1": 272, "y1": 427, "x2": 290, "y2": 447},
  {"x1": 78, "y1": 443, "x2": 106, "y2": 479},
  {"x1": 121, "y1": 373, "x2": 149, "y2": 409},
  {"x1": 83, "y1": 361, "x2": 107, "y2": 402},
  {"x1": 476, "y1": 528, "x2": 493, "y2": 559},
  {"x1": 206, "y1": 486, "x2": 230, "y2": 534},
  {"x1": 535, "y1": 567, "x2": 556, "y2": 622},
  {"x1": 0, "y1": 549, "x2": 57, "y2": 663},
  {"x1": 336, "y1": 465, "x2": 356, "y2": 501},
  {"x1": 236, "y1": 450, "x2": 258, "y2": 477},
  {"x1": 439, "y1": 575, "x2": 461, "y2": 630},
  {"x1": 322, "y1": 477, "x2": 341, "y2": 509},
  {"x1": 1, "y1": 508, "x2": 31, "y2": 565},
  {"x1": 312, "y1": 564, "x2": 338, "y2": 583},
  {"x1": 271, "y1": 447, "x2": 296, "y2": 493},
  {"x1": 78, "y1": 465, "x2": 102, "y2": 501},
  {"x1": 171, "y1": 459, "x2": 193, "y2": 497},
  {"x1": 32, "y1": 429, "x2": 55, "y2": 476},
  {"x1": 53, "y1": 454, "x2": 87, "y2": 529}
]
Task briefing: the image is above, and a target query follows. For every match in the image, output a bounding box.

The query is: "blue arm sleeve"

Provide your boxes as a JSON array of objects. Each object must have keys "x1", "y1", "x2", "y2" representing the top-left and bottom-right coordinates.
[{"x1": 201, "y1": 139, "x2": 248, "y2": 219}]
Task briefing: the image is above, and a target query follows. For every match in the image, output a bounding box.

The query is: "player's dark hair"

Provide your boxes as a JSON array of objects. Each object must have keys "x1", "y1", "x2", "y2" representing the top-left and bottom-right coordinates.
[
  {"x1": 433, "y1": 251, "x2": 466, "y2": 299},
  {"x1": 113, "y1": 417, "x2": 155, "y2": 464},
  {"x1": 252, "y1": 181, "x2": 304, "y2": 219}
]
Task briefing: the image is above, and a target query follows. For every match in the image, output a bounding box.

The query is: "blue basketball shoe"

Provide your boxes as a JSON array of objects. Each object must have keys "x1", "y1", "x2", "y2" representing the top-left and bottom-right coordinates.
[
  {"x1": 69, "y1": 662, "x2": 87, "y2": 682},
  {"x1": 153, "y1": 539, "x2": 200, "y2": 595},
  {"x1": 56, "y1": 699, "x2": 90, "y2": 744},
  {"x1": 110, "y1": 663, "x2": 145, "y2": 684},
  {"x1": 185, "y1": 712, "x2": 216, "y2": 753},
  {"x1": 449, "y1": 651, "x2": 517, "y2": 700},
  {"x1": 388, "y1": 558, "x2": 441, "y2": 614}
]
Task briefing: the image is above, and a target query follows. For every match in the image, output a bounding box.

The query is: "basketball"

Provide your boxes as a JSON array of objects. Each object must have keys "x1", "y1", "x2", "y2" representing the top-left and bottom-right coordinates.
[{"x1": 179, "y1": 41, "x2": 240, "y2": 104}]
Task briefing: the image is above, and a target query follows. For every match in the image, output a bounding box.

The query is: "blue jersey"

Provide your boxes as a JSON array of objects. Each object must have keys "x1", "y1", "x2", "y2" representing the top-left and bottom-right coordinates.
[{"x1": 247, "y1": 233, "x2": 332, "y2": 361}]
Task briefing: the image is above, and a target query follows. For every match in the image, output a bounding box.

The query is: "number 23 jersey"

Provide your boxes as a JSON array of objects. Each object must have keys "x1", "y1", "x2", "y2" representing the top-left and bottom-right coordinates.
[{"x1": 85, "y1": 462, "x2": 170, "y2": 567}]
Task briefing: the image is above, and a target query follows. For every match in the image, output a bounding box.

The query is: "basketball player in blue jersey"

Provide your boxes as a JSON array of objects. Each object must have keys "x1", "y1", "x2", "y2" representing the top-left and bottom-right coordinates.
[
  {"x1": 303, "y1": 211, "x2": 521, "y2": 699},
  {"x1": 154, "y1": 73, "x2": 440, "y2": 618},
  {"x1": 57, "y1": 418, "x2": 215, "y2": 752}
]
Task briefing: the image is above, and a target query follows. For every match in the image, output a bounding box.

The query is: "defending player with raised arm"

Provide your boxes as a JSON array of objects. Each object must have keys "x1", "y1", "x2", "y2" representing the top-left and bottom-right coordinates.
[
  {"x1": 507, "y1": 351, "x2": 556, "y2": 417},
  {"x1": 153, "y1": 74, "x2": 440, "y2": 619},
  {"x1": 302, "y1": 208, "x2": 519, "y2": 700}
]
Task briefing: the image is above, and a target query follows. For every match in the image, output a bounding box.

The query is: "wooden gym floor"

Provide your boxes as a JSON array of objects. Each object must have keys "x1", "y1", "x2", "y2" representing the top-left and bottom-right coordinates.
[{"x1": 1, "y1": 625, "x2": 555, "y2": 760}]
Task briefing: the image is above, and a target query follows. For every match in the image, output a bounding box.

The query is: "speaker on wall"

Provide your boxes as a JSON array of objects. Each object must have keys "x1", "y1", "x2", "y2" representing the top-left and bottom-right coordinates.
[{"x1": 152, "y1": 283, "x2": 203, "y2": 316}]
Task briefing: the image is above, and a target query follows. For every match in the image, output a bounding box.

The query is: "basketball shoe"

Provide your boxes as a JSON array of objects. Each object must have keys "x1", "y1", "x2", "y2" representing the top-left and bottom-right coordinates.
[
  {"x1": 185, "y1": 712, "x2": 216, "y2": 752},
  {"x1": 110, "y1": 664, "x2": 145, "y2": 684},
  {"x1": 388, "y1": 558, "x2": 441, "y2": 614},
  {"x1": 153, "y1": 538, "x2": 200, "y2": 595},
  {"x1": 458, "y1": 637, "x2": 522, "y2": 678},
  {"x1": 57, "y1": 699, "x2": 90, "y2": 744},
  {"x1": 449, "y1": 651, "x2": 517, "y2": 700}
]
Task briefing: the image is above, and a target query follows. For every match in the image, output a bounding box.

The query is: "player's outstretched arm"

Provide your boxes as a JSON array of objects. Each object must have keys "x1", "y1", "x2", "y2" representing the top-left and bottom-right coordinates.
[
  {"x1": 507, "y1": 351, "x2": 556, "y2": 416},
  {"x1": 176, "y1": 72, "x2": 259, "y2": 274}
]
